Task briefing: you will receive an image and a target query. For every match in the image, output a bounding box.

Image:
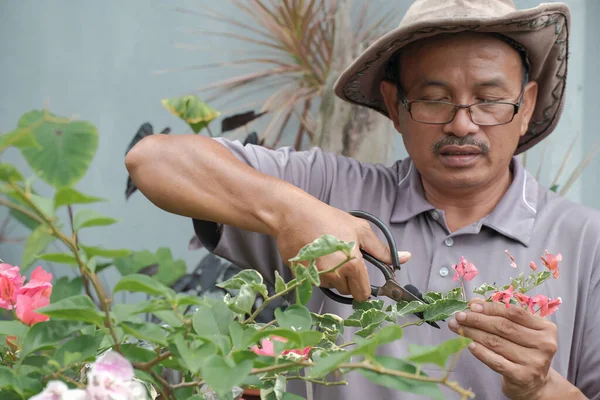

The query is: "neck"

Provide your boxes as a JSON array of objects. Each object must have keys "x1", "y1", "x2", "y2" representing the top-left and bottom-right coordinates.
[{"x1": 422, "y1": 167, "x2": 513, "y2": 232}]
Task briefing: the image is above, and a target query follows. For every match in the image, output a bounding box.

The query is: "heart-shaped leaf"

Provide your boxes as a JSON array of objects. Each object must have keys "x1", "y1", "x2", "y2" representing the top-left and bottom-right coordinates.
[
  {"x1": 289, "y1": 234, "x2": 354, "y2": 262},
  {"x1": 161, "y1": 96, "x2": 220, "y2": 134},
  {"x1": 275, "y1": 305, "x2": 312, "y2": 332},
  {"x1": 36, "y1": 295, "x2": 104, "y2": 326},
  {"x1": 407, "y1": 337, "x2": 472, "y2": 368},
  {"x1": 200, "y1": 355, "x2": 253, "y2": 399},
  {"x1": 18, "y1": 110, "x2": 98, "y2": 188}
]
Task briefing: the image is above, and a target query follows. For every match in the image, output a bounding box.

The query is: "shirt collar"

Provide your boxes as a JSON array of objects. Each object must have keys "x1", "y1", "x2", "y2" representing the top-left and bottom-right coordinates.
[{"x1": 389, "y1": 157, "x2": 538, "y2": 246}]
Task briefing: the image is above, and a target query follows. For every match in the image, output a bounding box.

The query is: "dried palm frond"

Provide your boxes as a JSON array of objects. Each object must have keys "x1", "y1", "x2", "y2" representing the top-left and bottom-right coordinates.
[{"x1": 167, "y1": 0, "x2": 399, "y2": 149}]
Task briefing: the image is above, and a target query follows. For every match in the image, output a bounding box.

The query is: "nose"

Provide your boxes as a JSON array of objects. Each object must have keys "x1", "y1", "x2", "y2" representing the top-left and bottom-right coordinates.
[{"x1": 442, "y1": 106, "x2": 479, "y2": 137}]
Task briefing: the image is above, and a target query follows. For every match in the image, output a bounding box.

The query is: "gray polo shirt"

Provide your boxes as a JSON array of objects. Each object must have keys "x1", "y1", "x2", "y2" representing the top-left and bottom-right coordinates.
[{"x1": 193, "y1": 138, "x2": 600, "y2": 400}]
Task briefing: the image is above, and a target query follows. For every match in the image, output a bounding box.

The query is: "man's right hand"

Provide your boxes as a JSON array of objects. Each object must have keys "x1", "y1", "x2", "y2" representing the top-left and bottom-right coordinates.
[{"x1": 274, "y1": 201, "x2": 410, "y2": 302}]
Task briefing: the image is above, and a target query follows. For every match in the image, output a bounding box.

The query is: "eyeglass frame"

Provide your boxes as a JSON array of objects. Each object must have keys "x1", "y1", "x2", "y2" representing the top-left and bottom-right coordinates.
[{"x1": 395, "y1": 83, "x2": 526, "y2": 127}]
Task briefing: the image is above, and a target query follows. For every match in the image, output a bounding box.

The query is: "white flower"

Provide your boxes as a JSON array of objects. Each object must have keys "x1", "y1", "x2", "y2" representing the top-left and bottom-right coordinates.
[{"x1": 30, "y1": 381, "x2": 88, "y2": 400}]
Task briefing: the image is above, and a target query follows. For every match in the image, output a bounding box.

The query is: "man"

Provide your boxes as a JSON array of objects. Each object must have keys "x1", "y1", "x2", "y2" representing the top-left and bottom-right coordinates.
[{"x1": 126, "y1": 0, "x2": 600, "y2": 399}]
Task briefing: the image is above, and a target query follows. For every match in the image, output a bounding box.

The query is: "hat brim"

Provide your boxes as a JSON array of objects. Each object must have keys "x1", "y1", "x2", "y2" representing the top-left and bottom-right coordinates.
[{"x1": 333, "y1": 3, "x2": 570, "y2": 154}]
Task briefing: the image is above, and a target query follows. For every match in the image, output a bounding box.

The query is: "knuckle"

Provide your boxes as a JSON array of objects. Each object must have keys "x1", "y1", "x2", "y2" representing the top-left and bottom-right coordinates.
[
  {"x1": 483, "y1": 334, "x2": 502, "y2": 351},
  {"x1": 507, "y1": 305, "x2": 527, "y2": 320},
  {"x1": 499, "y1": 318, "x2": 515, "y2": 336},
  {"x1": 538, "y1": 338, "x2": 558, "y2": 355}
]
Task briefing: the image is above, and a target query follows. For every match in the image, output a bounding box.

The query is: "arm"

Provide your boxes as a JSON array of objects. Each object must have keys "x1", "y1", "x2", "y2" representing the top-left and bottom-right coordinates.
[{"x1": 125, "y1": 134, "x2": 395, "y2": 301}]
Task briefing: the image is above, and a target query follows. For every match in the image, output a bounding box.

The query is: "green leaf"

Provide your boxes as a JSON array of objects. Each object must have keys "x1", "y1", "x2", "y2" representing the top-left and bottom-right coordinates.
[
  {"x1": 153, "y1": 310, "x2": 184, "y2": 327},
  {"x1": 358, "y1": 356, "x2": 443, "y2": 400},
  {"x1": 54, "y1": 187, "x2": 106, "y2": 209},
  {"x1": 54, "y1": 334, "x2": 103, "y2": 367},
  {"x1": 249, "y1": 329, "x2": 302, "y2": 348},
  {"x1": 217, "y1": 269, "x2": 268, "y2": 298},
  {"x1": 550, "y1": 184, "x2": 560, "y2": 192},
  {"x1": 423, "y1": 299, "x2": 468, "y2": 322},
  {"x1": 0, "y1": 126, "x2": 40, "y2": 152},
  {"x1": 0, "y1": 164, "x2": 23, "y2": 183},
  {"x1": 37, "y1": 252, "x2": 78, "y2": 265},
  {"x1": 21, "y1": 320, "x2": 86, "y2": 357},
  {"x1": 0, "y1": 366, "x2": 20, "y2": 394},
  {"x1": 473, "y1": 283, "x2": 498, "y2": 296},
  {"x1": 289, "y1": 234, "x2": 355, "y2": 262},
  {"x1": 296, "y1": 279, "x2": 312, "y2": 306},
  {"x1": 224, "y1": 284, "x2": 256, "y2": 315},
  {"x1": 121, "y1": 322, "x2": 167, "y2": 346},
  {"x1": 36, "y1": 295, "x2": 105, "y2": 326},
  {"x1": 423, "y1": 291, "x2": 443, "y2": 303},
  {"x1": 407, "y1": 337, "x2": 472, "y2": 368},
  {"x1": 50, "y1": 276, "x2": 83, "y2": 303},
  {"x1": 443, "y1": 288, "x2": 463, "y2": 301},
  {"x1": 113, "y1": 248, "x2": 185, "y2": 287},
  {"x1": 0, "y1": 321, "x2": 28, "y2": 338},
  {"x1": 360, "y1": 309, "x2": 387, "y2": 327},
  {"x1": 193, "y1": 302, "x2": 234, "y2": 337},
  {"x1": 200, "y1": 354, "x2": 253, "y2": 399},
  {"x1": 30, "y1": 193, "x2": 54, "y2": 217},
  {"x1": 73, "y1": 209, "x2": 119, "y2": 230},
  {"x1": 312, "y1": 313, "x2": 344, "y2": 339},
  {"x1": 18, "y1": 110, "x2": 99, "y2": 188},
  {"x1": 175, "y1": 293, "x2": 203, "y2": 307},
  {"x1": 113, "y1": 274, "x2": 175, "y2": 299},
  {"x1": 173, "y1": 335, "x2": 217, "y2": 374},
  {"x1": 344, "y1": 309, "x2": 364, "y2": 327},
  {"x1": 388, "y1": 301, "x2": 428, "y2": 319},
  {"x1": 352, "y1": 299, "x2": 385, "y2": 311},
  {"x1": 161, "y1": 95, "x2": 221, "y2": 134},
  {"x1": 22, "y1": 224, "x2": 55, "y2": 270},
  {"x1": 81, "y1": 245, "x2": 131, "y2": 259},
  {"x1": 275, "y1": 305, "x2": 312, "y2": 332},
  {"x1": 274, "y1": 270, "x2": 287, "y2": 293}
]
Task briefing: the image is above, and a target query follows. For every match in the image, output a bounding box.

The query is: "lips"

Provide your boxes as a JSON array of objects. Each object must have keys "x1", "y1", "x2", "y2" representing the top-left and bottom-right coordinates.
[{"x1": 438, "y1": 145, "x2": 482, "y2": 168}]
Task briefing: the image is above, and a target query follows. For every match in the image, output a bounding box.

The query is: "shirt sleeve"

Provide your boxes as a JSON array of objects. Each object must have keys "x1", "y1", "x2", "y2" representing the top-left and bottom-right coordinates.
[
  {"x1": 574, "y1": 242, "x2": 600, "y2": 399},
  {"x1": 191, "y1": 137, "x2": 344, "y2": 287}
]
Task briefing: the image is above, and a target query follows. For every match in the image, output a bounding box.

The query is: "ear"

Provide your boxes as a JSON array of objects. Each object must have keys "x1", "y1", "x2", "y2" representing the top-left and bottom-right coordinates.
[
  {"x1": 519, "y1": 80, "x2": 539, "y2": 136},
  {"x1": 380, "y1": 80, "x2": 402, "y2": 131}
]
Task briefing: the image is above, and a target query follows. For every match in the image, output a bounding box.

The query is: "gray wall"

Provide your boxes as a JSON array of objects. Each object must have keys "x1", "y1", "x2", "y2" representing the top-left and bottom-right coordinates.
[{"x1": 0, "y1": 1, "x2": 598, "y2": 294}]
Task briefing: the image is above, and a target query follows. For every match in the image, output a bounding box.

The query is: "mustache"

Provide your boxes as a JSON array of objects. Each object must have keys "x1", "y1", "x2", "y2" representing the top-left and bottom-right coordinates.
[{"x1": 432, "y1": 136, "x2": 490, "y2": 155}]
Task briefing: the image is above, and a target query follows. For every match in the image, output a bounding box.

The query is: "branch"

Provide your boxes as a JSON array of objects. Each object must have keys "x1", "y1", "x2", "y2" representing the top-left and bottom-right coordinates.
[{"x1": 132, "y1": 351, "x2": 172, "y2": 370}]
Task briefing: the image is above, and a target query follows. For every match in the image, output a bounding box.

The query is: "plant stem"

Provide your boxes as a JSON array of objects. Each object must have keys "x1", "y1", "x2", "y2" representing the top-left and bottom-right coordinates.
[
  {"x1": 0, "y1": 198, "x2": 43, "y2": 224},
  {"x1": 133, "y1": 351, "x2": 172, "y2": 370},
  {"x1": 243, "y1": 256, "x2": 354, "y2": 324}
]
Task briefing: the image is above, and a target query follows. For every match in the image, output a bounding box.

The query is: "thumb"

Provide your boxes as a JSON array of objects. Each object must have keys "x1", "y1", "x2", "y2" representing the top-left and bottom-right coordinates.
[{"x1": 361, "y1": 229, "x2": 393, "y2": 265}]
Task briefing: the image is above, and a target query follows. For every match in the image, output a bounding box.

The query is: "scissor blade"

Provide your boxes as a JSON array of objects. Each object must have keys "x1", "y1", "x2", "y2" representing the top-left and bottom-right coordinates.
[{"x1": 377, "y1": 280, "x2": 426, "y2": 304}]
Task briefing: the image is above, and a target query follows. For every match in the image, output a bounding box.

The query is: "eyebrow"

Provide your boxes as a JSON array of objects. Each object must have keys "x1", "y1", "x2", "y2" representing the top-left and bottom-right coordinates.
[{"x1": 412, "y1": 78, "x2": 511, "y2": 92}]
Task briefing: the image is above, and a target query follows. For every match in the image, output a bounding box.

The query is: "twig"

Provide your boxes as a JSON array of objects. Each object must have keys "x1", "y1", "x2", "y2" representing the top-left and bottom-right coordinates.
[{"x1": 133, "y1": 351, "x2": 172, "y2": 370}]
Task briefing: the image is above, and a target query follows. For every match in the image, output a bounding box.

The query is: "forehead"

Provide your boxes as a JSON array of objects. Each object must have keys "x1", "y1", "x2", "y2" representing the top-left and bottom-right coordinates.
[{"x1": 397, "y1": 32, "x2": 524, "y2": 87}]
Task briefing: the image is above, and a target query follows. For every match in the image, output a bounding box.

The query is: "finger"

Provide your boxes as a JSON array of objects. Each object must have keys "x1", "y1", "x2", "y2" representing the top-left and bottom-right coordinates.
[
  {"x1": 358, "y1": 222, "x2": 393, "y2": 265},
  {"x1": 319, "y1": 266, "x2": 351, "y2": 295},
  {"x1": 471, "y1": 301, "x2": 548, "y2": 330},
  {"x1": 347, "y1": 273, "x2": 370, "y2": 302},
  {"x1": 397, "y1": 251, "x2": 412, "y2": 264},
  {"x1": 467, "y1": 341, "x2": 522, "y2": 381},
  {"x1": 339, "y1": 252, "x2": 370, "y2": 300},
  {"x1": 452, "y1": 310, "x2": 540, "y2": 348},
  {"x1": 448, "y1": 318, "x2": 534, "y2": 365}
]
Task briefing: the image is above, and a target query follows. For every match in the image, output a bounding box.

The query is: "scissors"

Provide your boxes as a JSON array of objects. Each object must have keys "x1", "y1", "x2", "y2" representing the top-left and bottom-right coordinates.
[{"x1": 320, "y1": 210, "x2": 440, "y2": 329}]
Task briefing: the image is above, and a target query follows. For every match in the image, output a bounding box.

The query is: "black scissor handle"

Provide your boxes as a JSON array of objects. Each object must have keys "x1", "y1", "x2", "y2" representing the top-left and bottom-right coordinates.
[{"x1": 320, "y1": 210, "x2": 399, "y2": 304}]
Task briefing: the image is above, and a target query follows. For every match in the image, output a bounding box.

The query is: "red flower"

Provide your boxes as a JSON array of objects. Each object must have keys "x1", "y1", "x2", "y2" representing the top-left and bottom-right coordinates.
[
  {"x1": 529, "y1": 261, "x2": 537, "y2": 271},
  {"x1": 452, "y1": 256, "x2": 478, "y2": 282},
  {"x1": 491, "y1": 286, "x2": 514, "y2": 307},
  {"x1": 540, "y1": 250, "x2": 561, "y2": 279}
]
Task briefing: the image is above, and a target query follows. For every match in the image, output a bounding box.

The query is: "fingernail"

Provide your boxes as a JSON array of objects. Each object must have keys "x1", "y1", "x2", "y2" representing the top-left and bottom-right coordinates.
[
  {"x1": 397, "y1": 251, "x2": 412, "y2": 259},
  {"x1": 456, "y1": 312, "x2": 466, "y2": 322},
  {"x1": 448, "y1": 318, "x2": 458, "y2": 329},
  {"x1": 468, "y1": 342, "x2": 476, "y2": 350},
  {"x1": 470, "y1": 303, "x2": 483, "y2": 313}
]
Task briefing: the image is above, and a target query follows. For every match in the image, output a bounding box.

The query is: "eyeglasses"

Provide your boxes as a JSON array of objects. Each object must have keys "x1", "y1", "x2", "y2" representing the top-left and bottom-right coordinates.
[{"x1": 397, "y1": 88, "x2": 524, "y2": 126}]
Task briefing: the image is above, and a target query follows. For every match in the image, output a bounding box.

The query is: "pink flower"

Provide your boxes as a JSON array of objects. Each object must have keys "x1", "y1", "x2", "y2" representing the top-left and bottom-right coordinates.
[
  {"x1": 86, "y1": 350, "x2": 148, "y2": 400},
  {"x1": 0, "y1": 263, "x2": 26, "y2": 310},
  {"x1": 528, "y1": 294, "x2": 549, "y2": 315},
  {"x1": 529, "y1": 261, "x2": 537, "y2": 271},
  {"x1": 505, "y1": 250, "x2": 518, "y2": 268},
  {"x1": 15, "y1": 266, "x2": 53, "y2": 326},
  {"x1": 540, "y1": 250, "x2": 561, "y2": 279},
  {"x1": 250, "y1": 336, "x2": 311, "y2": 359},
  {"x1": 452, "y1": 256, "x2": 478, "y2": 282},
  {"x1": 30, "y1": 381, "x2": 88, "y2": 400},
  {"x1": 543, "y1": 297, "x2": 562, "y2": 317},
  {"x1": 491, "y1": 285, "x2": 514, "y2": 307},
  {"x1": 16, "y1": 292, "x2": 50, "y2": 326},
  {"x1": 514, "y1": 292, "x2": 531, "y2": 307}
]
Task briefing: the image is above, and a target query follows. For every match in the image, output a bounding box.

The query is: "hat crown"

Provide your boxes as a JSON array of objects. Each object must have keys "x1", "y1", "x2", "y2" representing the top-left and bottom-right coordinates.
[{"x1": 400, "y1": 0, "x2": 518, "y2": 27}]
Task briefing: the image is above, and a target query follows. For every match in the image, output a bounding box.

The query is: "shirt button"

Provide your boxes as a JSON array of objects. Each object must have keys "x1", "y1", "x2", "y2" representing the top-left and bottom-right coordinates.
[
  {"x1": 430, "y1": 211, "x2": 439, "y2": 220},
  {"x1": 444, "y1": 238, "x2": 454, "y2": 247},
  {"x1": 439, "y1": 266, "x2": 450, "y2": 277}
]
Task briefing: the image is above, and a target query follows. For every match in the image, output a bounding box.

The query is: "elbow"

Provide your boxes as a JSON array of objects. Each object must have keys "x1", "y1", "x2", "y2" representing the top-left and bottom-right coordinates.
[{"x1": 125, "y1": 135, "x2": 163, "y2": 183}]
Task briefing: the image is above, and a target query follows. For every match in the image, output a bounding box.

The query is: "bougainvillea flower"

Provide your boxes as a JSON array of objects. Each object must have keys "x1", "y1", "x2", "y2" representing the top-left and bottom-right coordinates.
[
  {"x1": 0, "y1": 263, "x2": 26, "y2": 310},
  {"x1": 504, "y1": 250, "x2": 518, "y2": 268},
  {"x1": 514, "y1": 292, "x2": 531, "y2": 307},
  {"x1": 86, "y1": 350, "x2": 148, "y2": 400},
  {"x1": 529, "y1": 261, "x2": 538, "y2": 271},
  {"x1": 452, "y1": 256, "x2": 478, "y2": 282},
  {"x1": 527, "y1": 294, "x2": 550, "y2": 315},
  {"x1": 15, "y1": 292, "x2": 51, "y2": 326},
  {"x1": 543, "y1": 297, "x2": 562, "y2": 317},
  {"x1": 491, "y1": 285, "x2": 514, "y2": 307},
  {"x1": 19, "y1": 266, "x2": 53, "y2": 298},
  {"x1": 250, "y1": 336, "x2": 311, "y2": 359},
  {"x1": 540, "y1": 250, "x2": 561, "y2": 279},
  {"x1": 30, "y1": 380, "x2": 88, "y2": 400}
]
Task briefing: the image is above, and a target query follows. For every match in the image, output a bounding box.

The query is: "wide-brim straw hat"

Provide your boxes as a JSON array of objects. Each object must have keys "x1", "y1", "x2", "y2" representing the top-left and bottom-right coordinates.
[{"x1": 333, "y1": 0, "x2": 570, "y2": 154}]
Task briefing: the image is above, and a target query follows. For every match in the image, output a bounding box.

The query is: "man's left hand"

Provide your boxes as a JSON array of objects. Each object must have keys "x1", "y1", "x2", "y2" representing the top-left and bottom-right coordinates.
[{"x1": 448, "y1": 300, "x2": 557, "y2": 400}]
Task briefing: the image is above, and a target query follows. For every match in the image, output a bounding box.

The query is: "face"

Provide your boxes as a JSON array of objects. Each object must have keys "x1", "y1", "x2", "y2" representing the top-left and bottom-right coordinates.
[{"x1": 380, "y1": 32, "x2": 538, "y2": 191}]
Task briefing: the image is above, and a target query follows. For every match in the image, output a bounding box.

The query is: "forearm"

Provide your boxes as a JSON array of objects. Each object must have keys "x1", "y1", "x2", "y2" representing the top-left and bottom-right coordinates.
[
  {"x1": 125, "y1": 134, "x2": 315, "y2": 237},
  {"x1": 536, "y1": 369, "x2": 587, "y2": 400}
]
